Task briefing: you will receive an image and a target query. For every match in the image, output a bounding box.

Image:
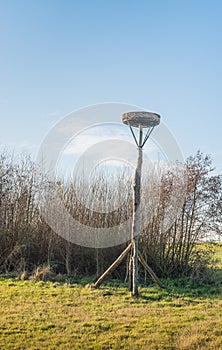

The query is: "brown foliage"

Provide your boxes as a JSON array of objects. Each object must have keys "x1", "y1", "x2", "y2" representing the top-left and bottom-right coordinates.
[{"x1": 0, "y1": 150, "x2": 221, "y2": 281}]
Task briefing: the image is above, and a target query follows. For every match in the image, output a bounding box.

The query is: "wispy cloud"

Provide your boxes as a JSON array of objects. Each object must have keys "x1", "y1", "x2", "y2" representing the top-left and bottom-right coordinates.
[
  {"x1": 0, "y1": 141, "x2": 38, "y2": 155},
  {"x1": 48, "y1": 111, "x2": 62, "y2": 118}
]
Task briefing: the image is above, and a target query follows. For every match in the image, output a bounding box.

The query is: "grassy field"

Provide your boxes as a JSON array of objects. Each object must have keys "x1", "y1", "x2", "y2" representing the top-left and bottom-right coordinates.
[{"x1": 0, "y1": 245, "x2": 222, "y2": 350}]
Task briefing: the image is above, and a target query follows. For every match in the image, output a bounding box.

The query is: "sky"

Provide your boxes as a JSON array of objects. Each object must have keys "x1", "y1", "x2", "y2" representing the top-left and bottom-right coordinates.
[{"x1": 0, "y1": 0, "x2": 222, "y2": 174}]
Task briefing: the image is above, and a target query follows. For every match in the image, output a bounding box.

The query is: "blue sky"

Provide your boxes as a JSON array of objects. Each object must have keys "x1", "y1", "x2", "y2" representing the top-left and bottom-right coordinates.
[{"x1": 0, "y1": 0, "x2": 222, "y2": 173}]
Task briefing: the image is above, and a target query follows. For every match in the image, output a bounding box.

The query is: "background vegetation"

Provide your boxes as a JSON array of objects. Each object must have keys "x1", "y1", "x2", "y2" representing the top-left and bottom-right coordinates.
[{"x1": 0, "y1": 150, "x2": 221, "y2": 283}]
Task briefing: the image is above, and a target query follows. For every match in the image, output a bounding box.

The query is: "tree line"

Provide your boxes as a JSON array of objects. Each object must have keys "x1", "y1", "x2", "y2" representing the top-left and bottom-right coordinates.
[{"x1": 0, "y1": 150, "x2": 221, "y2": 282}]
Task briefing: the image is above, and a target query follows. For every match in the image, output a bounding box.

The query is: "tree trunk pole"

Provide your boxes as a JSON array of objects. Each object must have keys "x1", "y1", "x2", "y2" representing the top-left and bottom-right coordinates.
[
  {"x1": 128, "y1": 249, "x2": 133, "y2": 292},
  {"x1": 131, "y1": 125, "x2": 143, "y2": 297}
]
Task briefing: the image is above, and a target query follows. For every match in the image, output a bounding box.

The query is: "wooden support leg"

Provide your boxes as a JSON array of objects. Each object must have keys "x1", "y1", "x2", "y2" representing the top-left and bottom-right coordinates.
[
  {"x1": 138, "y1": 251, "x2": 165, "y2": 289},
  {"x1": 93, "y1": 243, "x2": 132, "y2": 289}
]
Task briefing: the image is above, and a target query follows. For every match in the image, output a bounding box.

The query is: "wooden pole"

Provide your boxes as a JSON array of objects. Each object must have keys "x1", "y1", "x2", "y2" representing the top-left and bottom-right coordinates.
[
  {"x1": 93, "y1": 243, "x2": 132, "y2": 289},
  {"x1": 131, "y1": 125, "x2": 143, "y2": 297},
  {"x1": 92, "y1": 120, "x2": 164, "y2": 296},
  {"x1": 138, "y1": 251, "x2": 165, "y2": 289},
  {"x1": 128, "y1": 249, "x2": 133, "y2": 292}
]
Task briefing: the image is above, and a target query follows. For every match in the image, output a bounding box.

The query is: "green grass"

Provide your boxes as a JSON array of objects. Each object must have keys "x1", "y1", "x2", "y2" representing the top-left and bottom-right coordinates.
[
  {"x1": 197, "y1": 242, "x2": 222, "y2": 260},
  {"x1": 0, "y1": 243, "x2": 222, "y2": 349},
  {"x1": 0, "y1": 276, "x2": 222, "y2": 350},
  {"x1": 212, "y1": 243, "x2": 222, "y2": 265}
]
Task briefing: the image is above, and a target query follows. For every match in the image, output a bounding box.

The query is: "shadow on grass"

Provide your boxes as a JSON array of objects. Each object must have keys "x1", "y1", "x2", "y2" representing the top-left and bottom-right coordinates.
[
  {"x1": 94, "y1": 269, "x2": 222, "y2": 301},
  {"x1": 1, "y1": 268, "x2": 222, "y2": 301},
  {"x1": 139, "y1": 268, "x2": 222, "y2": 301}
]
